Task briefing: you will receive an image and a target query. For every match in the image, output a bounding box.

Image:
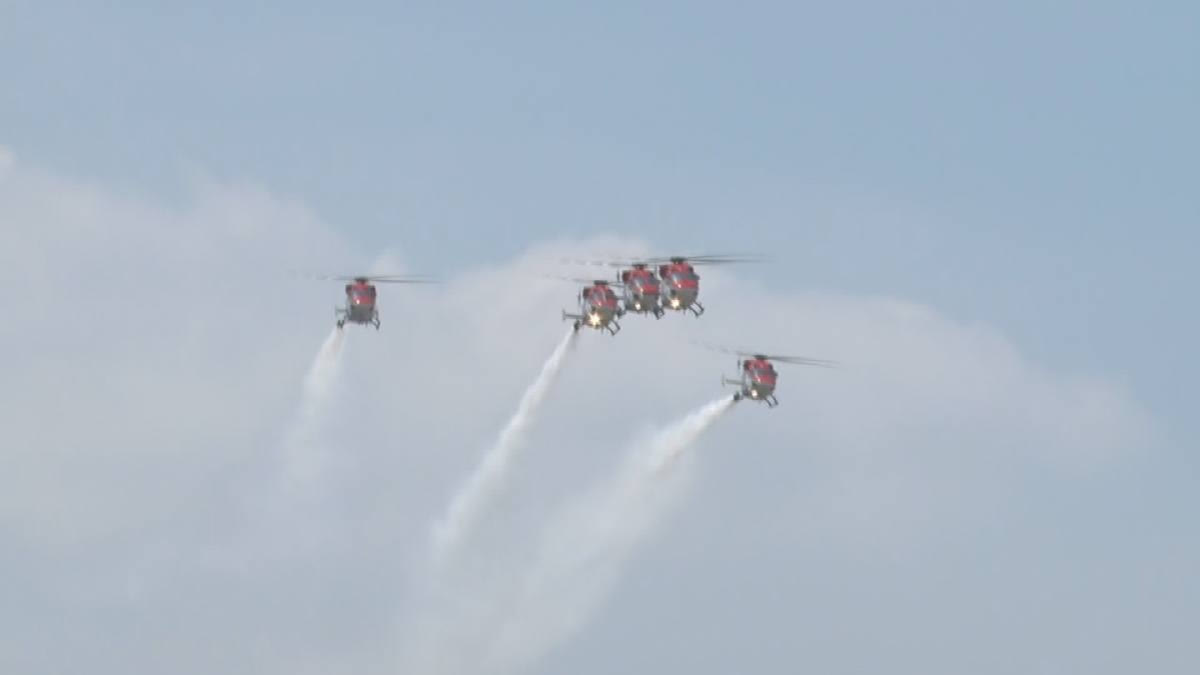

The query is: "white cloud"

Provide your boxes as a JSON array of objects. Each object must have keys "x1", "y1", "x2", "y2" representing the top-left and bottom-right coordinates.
[{"x1": 0, "y1": 159, "x2": 1161, "y2": 674}]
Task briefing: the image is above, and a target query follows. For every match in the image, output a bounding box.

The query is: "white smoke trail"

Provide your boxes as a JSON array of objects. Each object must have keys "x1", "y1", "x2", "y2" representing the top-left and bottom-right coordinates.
[
  {"x1": 430, "y1": 328, "x2": 578, "y2": 568},
  {"x1": 302, "y1": 327, "x2": 346, "y2": 413},
  {"x1": 479, "y1": 396, "x2": 736, "y2": 674},
  {"x1": 282, "y1": 327, "x2": 346, "y2": 489}
]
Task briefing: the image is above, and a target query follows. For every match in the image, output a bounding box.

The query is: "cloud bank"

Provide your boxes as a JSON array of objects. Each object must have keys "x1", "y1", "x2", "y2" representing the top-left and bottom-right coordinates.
[{"x1": 0, "y1": 151, "x2": 1164, "y2": 675}]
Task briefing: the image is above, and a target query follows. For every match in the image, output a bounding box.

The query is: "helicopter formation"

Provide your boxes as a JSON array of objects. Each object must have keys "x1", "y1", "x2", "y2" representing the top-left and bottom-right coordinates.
[
  {"x1": 311, "y1": 254, "x2": 833, "y2": 408},
  {"x1": 558, "y1": 253, "x2": 758, "y2": 325}
]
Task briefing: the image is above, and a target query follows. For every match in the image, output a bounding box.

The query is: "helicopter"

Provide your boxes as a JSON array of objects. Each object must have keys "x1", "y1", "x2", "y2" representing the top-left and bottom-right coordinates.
[
  {"x1": 707, "y1": 345, "x2": 835, "y2": 408},
  {"x1": 562, "y1": 254, "x2": 759, "y2": 318},
  {"x1": 617, "y1": 263, "x2": 664, "y2": 318},
  {"x1": 561, "y1": 279, "x2": 623, "y2": 335},
  {"x1": 308, "y1": 274, "x2": 435, "y2": 330}
]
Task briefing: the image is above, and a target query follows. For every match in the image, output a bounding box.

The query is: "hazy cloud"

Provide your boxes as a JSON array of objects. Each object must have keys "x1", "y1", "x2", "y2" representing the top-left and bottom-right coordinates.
[{"x1": 0, "y1": 156, "x2": 1173, "y2": 675}]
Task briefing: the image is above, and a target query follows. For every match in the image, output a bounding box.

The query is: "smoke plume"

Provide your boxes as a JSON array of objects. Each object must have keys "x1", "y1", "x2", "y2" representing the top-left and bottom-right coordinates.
[
  {"x1": 281, "y1": 326, "x2": 346, "y2": 489},
  {"x1": 430, "y1": 328, "x2": 579, "y2": 568},
  {"x1": 479, "y1": 396, "x2": 736, "y2": 673}
]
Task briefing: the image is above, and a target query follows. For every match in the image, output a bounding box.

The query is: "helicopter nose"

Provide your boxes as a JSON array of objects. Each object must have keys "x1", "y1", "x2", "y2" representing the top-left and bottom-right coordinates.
[
  {"x1": 752, "y1": 382, "x2": 774, "y2": 397},
  {"x1": 667, "y1": 289, "x2": 694, "y2": 308}
]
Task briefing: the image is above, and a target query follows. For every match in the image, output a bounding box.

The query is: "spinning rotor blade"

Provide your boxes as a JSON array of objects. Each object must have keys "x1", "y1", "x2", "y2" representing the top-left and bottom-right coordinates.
[
  {"x1": 643, "y1": 253, "x2": 766, "y2": 265},
  {"x1": 367, "y1": 276, "x2": 439, "y2": 284},
  {"x1": 542, "y1": 274, "x2": 624, "y2": 286},
  {"x1": 556, "y1": 252, "x2": 763, "y2": 276},
  {"x1": 558, "y1": 257, "x2": 630, "y2": 268},
  {"x1": 758, "y1": 354, "x2": 838, "y2": 368},
  {"x1": 692, "y1": 341, "x2": 836, "y2": 367},
  {"x1": 560, "y1": 253, "x2": 764, "y2": 268}
]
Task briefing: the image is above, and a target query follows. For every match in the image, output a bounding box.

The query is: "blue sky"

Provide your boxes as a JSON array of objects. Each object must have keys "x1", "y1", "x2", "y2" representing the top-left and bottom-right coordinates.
[
  {"x1": 2, "y1": 2, "x2": 1197, "y2": 673},
  {"x1": 4, "y1": 1, "x2": 1196, "y2": 431}
]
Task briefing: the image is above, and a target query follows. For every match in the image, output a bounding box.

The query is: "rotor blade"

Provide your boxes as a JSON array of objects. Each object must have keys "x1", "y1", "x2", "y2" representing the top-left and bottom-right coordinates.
[
  {"x1": 691, "y1": 341, "x2": 835, "y2": 367},
  {"x1": 355, "y1": 273, "x2": 437, "y2": 281},
  {"x1": 559, "y1": 253, "x2": 764, "y2": 267},
  {"x1": 557, "y1": 257, "x2": 630, "y2": 268},
  {"x1": 678, "y1": 254, "x2": 764, "y2": 261},
  {"x1": 541, "y1": 274, "x2": 624, "y2": 286},
  {"x1": 641, "y1": 253, "x2": 766, "y2": 265},
  {"x1": 766, "y1": 355, "x2": 838, "y2": 368}
]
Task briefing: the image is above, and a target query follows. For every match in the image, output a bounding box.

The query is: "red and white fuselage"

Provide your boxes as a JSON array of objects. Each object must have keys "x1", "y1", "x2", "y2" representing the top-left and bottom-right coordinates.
[
  {"x1": 657, "y1": 259, "x2": 704, "y2": 316},
  {"x1": 339, "y1": 280, "x2": 379, "y2": 329},
  {"x1": 563, "y1": 280, "x2": 622, "y2": 335},
  {"x1": 618, "y1": 264, "x2": 664, "y2": 318},
  {"x1": 725, "y1": 357, "x2": 779, "y2": 406}
]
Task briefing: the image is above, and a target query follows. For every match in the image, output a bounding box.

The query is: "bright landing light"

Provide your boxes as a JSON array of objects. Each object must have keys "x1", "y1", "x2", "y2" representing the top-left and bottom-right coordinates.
[{"x1": 670, "y1": 298, "x2": 681, "y2": 308}]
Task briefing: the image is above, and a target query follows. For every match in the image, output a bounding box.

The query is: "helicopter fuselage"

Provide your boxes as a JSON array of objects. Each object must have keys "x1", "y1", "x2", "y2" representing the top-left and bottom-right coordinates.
[
  {"x1": 338, "y1": 283, "x2": 380, "y2": 329},
  {"x1": 619, "y1": 267, "x2": 664, "y2": 317},
  {"x1": 563, "y1": 282, "x2": 621, "y2": 335},
  {"x1": 724, "y1": 358, "x2": 779, "y2": 406},
  {"x1": 658, "y1": 262, "x2": 704, "y2": 316}
]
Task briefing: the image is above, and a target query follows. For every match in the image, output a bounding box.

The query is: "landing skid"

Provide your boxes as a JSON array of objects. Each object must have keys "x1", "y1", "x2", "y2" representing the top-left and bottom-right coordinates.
[
  {"x1": 563, "y1": 310, "x2": 620, "y2": 336},
  {"x1": 724, "y1": 378, "x2": 779, "y2": 408},
  {"x1": 334, "y1": 311, "x2": 380, "y2": 330},
  {"x1": 732, "y1": 393, "x2": 779, "y2": 407}
]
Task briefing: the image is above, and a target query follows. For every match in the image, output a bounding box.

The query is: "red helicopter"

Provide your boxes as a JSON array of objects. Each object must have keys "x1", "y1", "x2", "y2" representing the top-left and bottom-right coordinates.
[
  {"x1": 617, "y1": 263, "x2": 664, "y2": 318},
  {"x1": 563, "y1": 254, "x2": 758, "y2": 318},
  {"x1": 561, "y1": 279, "x2": 623, "y2": 335},
  {"x1": 706, "y1": 345, "x2": 835, "y2": 408},
  {"x1": 309, "y1": 274, "x2": 435, "y2": 330}
]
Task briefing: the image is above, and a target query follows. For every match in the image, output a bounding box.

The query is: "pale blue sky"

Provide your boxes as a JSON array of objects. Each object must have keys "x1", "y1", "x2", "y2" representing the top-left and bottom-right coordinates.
[
  {"x1": 4, "y1": 1, "x2": 1195, "y2": 433},
  {"x1": 2, "y1": 3, "x2": 1197, "y2": 673}
]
